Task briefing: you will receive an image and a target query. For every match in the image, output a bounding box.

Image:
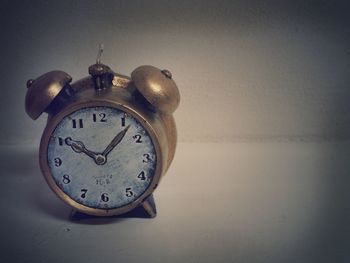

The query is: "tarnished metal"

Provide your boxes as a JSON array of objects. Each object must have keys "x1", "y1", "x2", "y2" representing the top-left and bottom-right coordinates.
[
  {"x1": 25, "y1": 71, "x2": 72, "y2": 120},
  {"x1": 112, "y1": 75, "x2": 130, "y2": 88},
  {"x1": 26, "y1": 61, "x2": 179, "y2": 217},
  {"x1": 40, "y1": 98, "x2": 167, "y2": 217},
  {"x1": 131, "y1": 65, "x2": 180, "y2": 114},
  {"x1": 88, "y1": 63, "x2": 114, "y2": 90}
]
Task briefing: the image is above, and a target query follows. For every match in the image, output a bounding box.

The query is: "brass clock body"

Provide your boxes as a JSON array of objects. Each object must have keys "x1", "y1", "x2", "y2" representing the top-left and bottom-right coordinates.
[{"x1": 25, "y1": 61, "x2": 179, "y2": 218}]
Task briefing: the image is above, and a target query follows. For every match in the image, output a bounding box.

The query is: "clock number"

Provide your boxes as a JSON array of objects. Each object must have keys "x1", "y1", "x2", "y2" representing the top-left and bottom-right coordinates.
[
  {"x1": 143, "y1": 153, "x2": 152, "y2": 163},
  {"x1": 93, "y1": 113, "x2": 107, "y2": 122},
  {"x1": 101, "y1": 193, "x2": 109, "y2": 202},
  {"x1": 81, "y1": 189, "x2": 88, "y2": 198},
  {"x1": 58, "y1": 137, "x2": 64, "y2": 146},
  {"x1": 125, "y1": 188, "x2": 134, "y2": 197},
  {"x1": 121, "y1": 114, "x2": 126, "y2": 127},
  {"x1": 133, "y1": 134, "x2": 142, "y2": 143},
  {"x1": 72, "y1": 119, "x2": 83, "y2": 128},
  {"x1": 62, "y1": 174, "x2": 71, "y2": 184},
  {"x1": 54, "y1": 157, "x2": 62, "y2": 167},
  {"x1": 137, "y1": 171, "x2": 146, "y2": 180}
]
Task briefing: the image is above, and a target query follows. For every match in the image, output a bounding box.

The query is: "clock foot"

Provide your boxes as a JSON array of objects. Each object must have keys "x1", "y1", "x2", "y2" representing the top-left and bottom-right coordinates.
[
  {"x1": 69, "y1": 195, "x2": 157, "y2": 220},
  {"x1": 140, "y1": 194, "x2": 157, "y2": 218}
]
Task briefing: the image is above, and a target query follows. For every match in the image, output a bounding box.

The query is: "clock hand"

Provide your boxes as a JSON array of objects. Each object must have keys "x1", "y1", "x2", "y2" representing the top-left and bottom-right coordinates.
[
  {"x1": 102, "y1": 125, "x2": 130, "y2": 157},
  {"x1": 65, "y1": 137, "x2": 99, "y2": 161}
]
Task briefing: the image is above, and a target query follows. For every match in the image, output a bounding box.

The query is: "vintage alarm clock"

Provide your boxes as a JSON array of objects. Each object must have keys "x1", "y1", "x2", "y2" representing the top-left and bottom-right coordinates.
[{"x1": 25, "y1": 48, "x2": 180, "y2": 218}]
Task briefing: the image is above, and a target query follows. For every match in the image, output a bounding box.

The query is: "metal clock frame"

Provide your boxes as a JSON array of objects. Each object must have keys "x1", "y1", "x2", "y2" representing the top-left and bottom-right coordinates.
[{"x1": 39, "y1": 75, "x2": 176, "y2": 217}]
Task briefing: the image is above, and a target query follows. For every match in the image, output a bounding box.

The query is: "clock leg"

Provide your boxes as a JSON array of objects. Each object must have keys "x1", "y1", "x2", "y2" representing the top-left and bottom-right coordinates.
[
  {"x1": 140, "y1": 194, "x2": 157, "y2": 218},
  {"x1": 69, "y1": 209, "x2": 84, "y2": 220},
  {"x1": 68, "y1": 194, "x2": 157, "y2": 220}
]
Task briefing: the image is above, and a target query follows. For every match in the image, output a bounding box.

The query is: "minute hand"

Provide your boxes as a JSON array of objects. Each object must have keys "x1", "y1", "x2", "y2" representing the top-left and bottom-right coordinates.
[{"x1": 102, "y1": 125, "x2": 130, "y2": 157}]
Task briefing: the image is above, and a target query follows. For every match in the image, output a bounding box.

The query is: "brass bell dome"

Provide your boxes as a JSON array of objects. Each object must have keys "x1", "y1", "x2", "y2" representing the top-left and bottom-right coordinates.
[
  {"x1": 131, "y1": 66, "x2": 180, "y2": 114},
  {"x1": 25, "y1": 71, "x2": 72, "y2": 120}
]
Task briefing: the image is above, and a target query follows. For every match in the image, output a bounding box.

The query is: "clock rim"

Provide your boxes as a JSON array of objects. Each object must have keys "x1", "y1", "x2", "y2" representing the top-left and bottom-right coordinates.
[{"x1": 39, "y1": 99, "x2": 164, "y2": 216}]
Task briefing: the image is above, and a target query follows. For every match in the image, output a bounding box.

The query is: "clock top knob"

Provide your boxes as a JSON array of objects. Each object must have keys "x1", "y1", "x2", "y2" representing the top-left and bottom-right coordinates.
[{"x1": 88, "y1": 44, "x2": 114, "y2": 90}]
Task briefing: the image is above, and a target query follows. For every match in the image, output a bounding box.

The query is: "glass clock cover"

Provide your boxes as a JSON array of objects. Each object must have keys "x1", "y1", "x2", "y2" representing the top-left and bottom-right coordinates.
[{"x1": 47, "y1": 106, "x2": 156, "y2": 209}]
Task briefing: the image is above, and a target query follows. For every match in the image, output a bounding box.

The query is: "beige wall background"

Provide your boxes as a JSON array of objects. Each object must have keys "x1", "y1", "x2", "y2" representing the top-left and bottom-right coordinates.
[
  {"x1": 1, "y1": 0, "x2": 349, "y2": 144},
  {"x1": 0, "y1": 2, "x2": 349, "y2": 262}
]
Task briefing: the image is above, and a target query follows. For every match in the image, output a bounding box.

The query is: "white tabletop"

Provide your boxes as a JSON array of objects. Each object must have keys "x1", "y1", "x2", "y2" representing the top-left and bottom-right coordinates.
[{"x1": 0, "y1": 142, "x2": 349, "y2": 263}]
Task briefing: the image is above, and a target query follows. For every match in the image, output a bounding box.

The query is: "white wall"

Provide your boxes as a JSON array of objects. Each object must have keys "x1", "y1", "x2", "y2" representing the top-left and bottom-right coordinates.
[{"x1": 1, "y1": 0, "x2": 349, "y2": 144}]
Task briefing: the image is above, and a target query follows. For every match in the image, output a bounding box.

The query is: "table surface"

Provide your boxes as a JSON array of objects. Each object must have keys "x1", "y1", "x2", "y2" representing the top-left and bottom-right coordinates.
[{"x1": 0, "y1": 142, "x2": 349, "y2": 263}]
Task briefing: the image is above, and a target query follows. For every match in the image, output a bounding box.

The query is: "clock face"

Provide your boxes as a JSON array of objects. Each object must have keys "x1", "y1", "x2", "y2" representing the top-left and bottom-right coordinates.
[{"x1": 47, "y1": 106, "x2": 157, "y2": 209}]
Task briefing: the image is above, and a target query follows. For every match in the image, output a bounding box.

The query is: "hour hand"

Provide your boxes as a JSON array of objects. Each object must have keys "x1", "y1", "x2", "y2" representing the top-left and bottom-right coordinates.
[
  {"x1": 65, "y1": 137, "x2": 98, "y2": 161},
  {"x1": 102, "y1": 125, "x2": 130, "y2": 157}
]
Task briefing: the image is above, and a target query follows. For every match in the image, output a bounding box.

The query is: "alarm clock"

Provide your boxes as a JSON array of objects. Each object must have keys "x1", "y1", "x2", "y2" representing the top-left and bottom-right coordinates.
[{"x1": 24, "y1": 49, "x2": 180, "y2": 218}]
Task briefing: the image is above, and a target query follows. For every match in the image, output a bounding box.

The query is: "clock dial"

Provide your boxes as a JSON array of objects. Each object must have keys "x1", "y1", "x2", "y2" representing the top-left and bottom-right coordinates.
[{"x1": 47, "y1": 106, "x2": 156, "y2": 209}]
